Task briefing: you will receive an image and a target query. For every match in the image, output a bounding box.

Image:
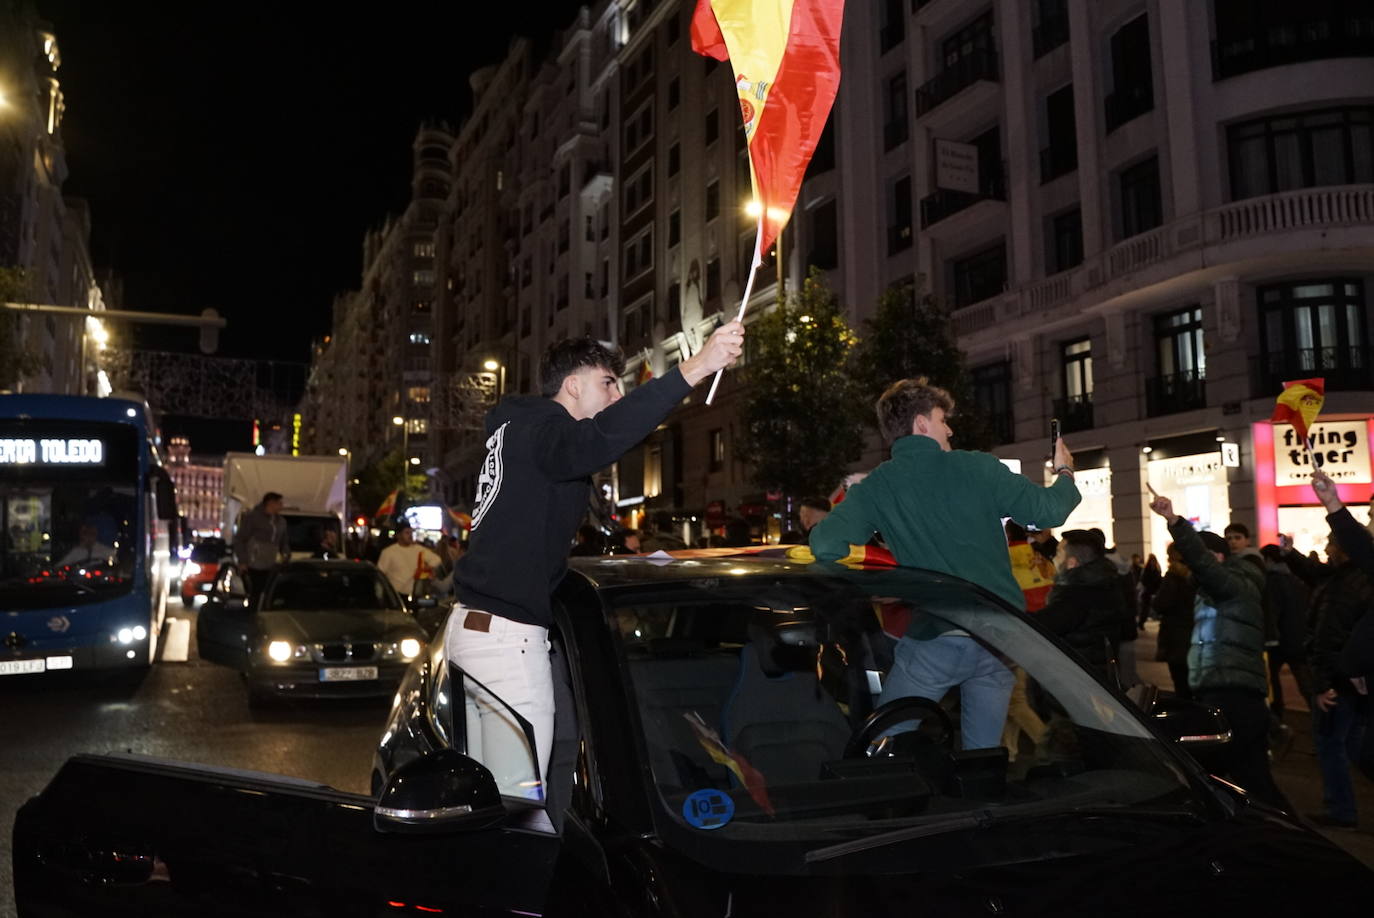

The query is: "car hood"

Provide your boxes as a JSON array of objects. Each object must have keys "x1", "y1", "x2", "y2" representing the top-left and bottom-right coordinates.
[
  {"x1": 648, "y1": 810, "x2": 1374, "y2": 914},
  {"x1": 254, "y1": 608, "x2": 422, "y2": 643}
]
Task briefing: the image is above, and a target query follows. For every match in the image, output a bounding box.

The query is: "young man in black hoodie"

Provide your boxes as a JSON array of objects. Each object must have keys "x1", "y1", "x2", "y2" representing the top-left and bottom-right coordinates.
[{"x1": 443, "y1": 322, "x2": 743, "y2": 803}]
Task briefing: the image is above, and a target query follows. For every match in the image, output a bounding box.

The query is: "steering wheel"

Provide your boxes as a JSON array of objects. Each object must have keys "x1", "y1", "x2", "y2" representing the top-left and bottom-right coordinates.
[{"x1": 844, "y1": 696, "x2": 955, "y2": 758}]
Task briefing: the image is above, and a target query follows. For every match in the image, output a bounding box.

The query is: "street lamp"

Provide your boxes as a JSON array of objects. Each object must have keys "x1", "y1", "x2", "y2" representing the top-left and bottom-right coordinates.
[
  {"x1": 392, "y1": 415, "x2": 408, "y2": 498},
  {"x1": 743, "y1": 199, "x2": 789, "y2": 301},
  {"x1": 337, "y1": 448, "x2": 351, "y2": 527},
  {"x1": 483, "y1": 358, "x2": 506, "y2": 398}
]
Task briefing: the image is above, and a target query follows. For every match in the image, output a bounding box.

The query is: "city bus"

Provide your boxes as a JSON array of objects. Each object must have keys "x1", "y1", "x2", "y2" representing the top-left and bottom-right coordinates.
[{"x1": 0, "y1": 394, "x2": 178, "y2": 676}]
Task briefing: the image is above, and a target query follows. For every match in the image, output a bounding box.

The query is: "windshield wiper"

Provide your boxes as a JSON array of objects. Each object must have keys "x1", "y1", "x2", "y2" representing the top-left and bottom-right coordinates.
[{"x1": 804, "y1": 802, "x2": 1206, "y2": 864}]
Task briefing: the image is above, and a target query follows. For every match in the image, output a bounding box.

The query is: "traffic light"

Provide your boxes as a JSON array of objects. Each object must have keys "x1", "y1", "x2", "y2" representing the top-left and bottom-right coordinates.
[{"x1": 198, "y1": 307, "x2": 219, "y2": 354}]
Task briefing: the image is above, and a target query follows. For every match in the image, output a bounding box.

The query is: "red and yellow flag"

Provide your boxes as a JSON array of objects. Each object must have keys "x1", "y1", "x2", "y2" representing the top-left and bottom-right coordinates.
[
  {"x1": 375, "y1": 488, "x2": 399, "y2": 519},
  {"x1": 1270, "y1": 377, "x2": 1325, "y2": 444},
  {"x1": 691, "y1": 0, "x2": 845, "y2": 260}
]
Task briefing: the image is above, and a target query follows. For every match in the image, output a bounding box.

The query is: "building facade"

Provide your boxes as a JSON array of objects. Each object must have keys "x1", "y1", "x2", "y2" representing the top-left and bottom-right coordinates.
[{"x1": 165, "y1": 436, "x2": 224, "y2": 536}]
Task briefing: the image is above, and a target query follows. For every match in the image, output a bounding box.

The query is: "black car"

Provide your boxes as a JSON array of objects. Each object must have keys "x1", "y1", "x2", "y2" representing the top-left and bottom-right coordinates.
[
  {"x1": 196, "y1": 559, "x2": 428, "y2": 702},
  {"x1": 13, "y1": 556, "x2": 1374, "y2": 915}
]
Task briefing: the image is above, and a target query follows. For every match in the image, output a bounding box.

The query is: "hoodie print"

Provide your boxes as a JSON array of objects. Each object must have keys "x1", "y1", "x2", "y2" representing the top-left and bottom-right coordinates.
[{"x1": 471, "y1": 422, "x2": 510, "y2": 530}]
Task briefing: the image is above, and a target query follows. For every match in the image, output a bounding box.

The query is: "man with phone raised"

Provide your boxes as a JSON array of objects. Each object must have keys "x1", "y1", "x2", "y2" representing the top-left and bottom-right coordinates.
[{"x1": 810, "y1": 377, "x2": 1081, "y2": 749}]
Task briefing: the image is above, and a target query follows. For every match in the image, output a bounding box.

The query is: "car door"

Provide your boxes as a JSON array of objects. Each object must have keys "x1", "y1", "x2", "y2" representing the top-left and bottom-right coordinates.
[
  {"x1": 12, "y1": 753, "x2": 562, "y2": 917},
  {"x1": 194, "y1": 565, "x2": 251, "y2": 670}
]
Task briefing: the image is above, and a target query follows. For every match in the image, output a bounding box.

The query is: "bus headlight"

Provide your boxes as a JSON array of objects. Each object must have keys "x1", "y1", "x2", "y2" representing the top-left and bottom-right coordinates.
[
  {"x1": 267, "y1": 640, "x2": 292, "y2": 662},
  {"x1": 115, "y1": 626, "x2": 147, "y2": 644},
  {"x1": 400, "y1": 638, "x2": 422, "y2": 661}
]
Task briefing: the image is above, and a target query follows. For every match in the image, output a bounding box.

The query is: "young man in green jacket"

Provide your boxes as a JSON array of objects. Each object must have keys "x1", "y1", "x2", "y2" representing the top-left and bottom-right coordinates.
[{"x1": 809, "y1": 377, "x2": 1081, "y2": 748}]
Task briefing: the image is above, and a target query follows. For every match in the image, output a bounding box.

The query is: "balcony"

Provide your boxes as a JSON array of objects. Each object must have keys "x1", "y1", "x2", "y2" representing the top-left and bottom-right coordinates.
[
  {"x1": 1039, "y1": 145, "x2": 1078, "y2": 184},
  {"x1": 1032, "y1": 16, "x2": 1070, "y2": 59},
  {"x1": 1104, "y1": 83, "x2": 1153, "y2": 133},
  {"x1": 1052, "y1": 394, "x2": 1094, "y2": 433},
  {"x1": 919, "y1": 166, "x2": 1006, "y2": 228},
  {"x1": 1253, "y1": 346, "x2": 1374, "y2": 396},
  {"x1": 1145, "y1": 370, "x2": 1206, "y2": 417},
  {"x1": 1212, "y1": 17, "x2": 1374, "y2": 81},
  {"x1": 883, "y1": 117, "x2": 909, "y2": 151},
  {"x1": 916, "y1": 50, "x2": 999, "y2": 118}
]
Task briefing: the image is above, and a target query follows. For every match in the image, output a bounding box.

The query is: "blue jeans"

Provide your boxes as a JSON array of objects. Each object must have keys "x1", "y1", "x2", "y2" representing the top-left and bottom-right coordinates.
[
  {"x1": 878, "y1": 634, "x2": 1015, "y2": 750},
  {"x1": 1313, "y1": 693, "x2": 1367, "y2": 823}
]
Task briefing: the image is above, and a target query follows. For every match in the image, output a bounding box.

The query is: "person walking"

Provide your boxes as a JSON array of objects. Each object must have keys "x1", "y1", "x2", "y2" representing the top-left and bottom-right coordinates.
[
  {"x1": 1035, "y1": 529, "x2": 1130, "y2": 680},
  {"x1": 1152, "y1": 543, "x2": 1196, "y2": 699},
  {"x1": 442, "y1": 323, "x2": 743, "y2": 802},
  {"x1": 809, "y1": 376, "x2": 1081, "y2": 749},
  {"x1": 1138, "y1": 553, "x2": 1162, "y2": 627},
  {"x1": 1148, "y1": 493, "x2": 1286, "y2": 809},
  {"x1": 639, "y1": 511, "x2": 688, "y2": 552},
  {"x1": 232, "y1": 491, "x2": 288, "y2": 609}
]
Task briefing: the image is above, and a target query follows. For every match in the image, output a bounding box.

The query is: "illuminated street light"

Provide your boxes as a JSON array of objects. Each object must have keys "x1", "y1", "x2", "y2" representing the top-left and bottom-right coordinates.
[
  {"x1": 338, "y1": 447, "x2": 348, "y2": 456},
  {"x1": 409, "y1": 457, "x2": 420, "y2": 466},
  {"x1": 392, "y1": 416, "x2": 403, "y2": 426},
  {"x1": 482, "y1": 359, "x2": 499, "y2": 371}
]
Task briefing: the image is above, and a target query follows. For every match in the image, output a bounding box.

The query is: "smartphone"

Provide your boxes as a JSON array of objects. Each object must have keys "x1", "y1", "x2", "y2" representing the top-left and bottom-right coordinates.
[{"x1": 1049, "y1": 418, "x2": 1060, "y2": 458}]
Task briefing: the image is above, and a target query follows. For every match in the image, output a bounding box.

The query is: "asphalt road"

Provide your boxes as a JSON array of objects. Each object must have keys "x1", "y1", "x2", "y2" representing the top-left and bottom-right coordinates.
[{"x1": 0, "y1": 603, "x2": 388, "y2": 918}]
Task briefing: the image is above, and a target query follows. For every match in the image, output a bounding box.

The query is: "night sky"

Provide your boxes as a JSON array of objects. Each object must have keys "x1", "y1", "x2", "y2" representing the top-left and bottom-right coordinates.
[{"x1": 38, "y1": 2, "x2": 583, "y2": 451}]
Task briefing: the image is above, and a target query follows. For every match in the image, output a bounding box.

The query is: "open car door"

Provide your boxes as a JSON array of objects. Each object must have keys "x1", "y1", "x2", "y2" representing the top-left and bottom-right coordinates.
[
  {"x1": 13, "y1": 752, "x2": 562, "y2": 916},
  {"x1": 194, "y1": 566, "x2": 251, "y2": 670}
]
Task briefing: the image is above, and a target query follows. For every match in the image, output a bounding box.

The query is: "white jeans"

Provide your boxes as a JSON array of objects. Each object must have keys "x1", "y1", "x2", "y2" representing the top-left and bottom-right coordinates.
[{"x1": 444, "y1": 606, "x2": 554, "y2": 801}]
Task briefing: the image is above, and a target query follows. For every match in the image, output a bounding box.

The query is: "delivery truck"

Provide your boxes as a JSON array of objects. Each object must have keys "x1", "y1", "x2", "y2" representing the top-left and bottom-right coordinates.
[{"x1": 222, "y1": 453, "x2": 347, "y2": 560}]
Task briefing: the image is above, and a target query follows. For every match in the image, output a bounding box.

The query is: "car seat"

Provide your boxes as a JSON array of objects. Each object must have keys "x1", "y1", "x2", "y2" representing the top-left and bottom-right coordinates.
[{"x1": 720, "y1": 621, "x2": 851, "y2": 785}]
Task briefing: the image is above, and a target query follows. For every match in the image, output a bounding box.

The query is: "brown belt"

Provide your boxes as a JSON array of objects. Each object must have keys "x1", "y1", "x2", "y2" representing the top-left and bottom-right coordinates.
[{"x1": 462, "y1": 610, "x2": 492, "y2": 632}]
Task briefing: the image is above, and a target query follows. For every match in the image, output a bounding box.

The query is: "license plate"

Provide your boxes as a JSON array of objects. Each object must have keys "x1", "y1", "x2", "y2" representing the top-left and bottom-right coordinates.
[
  {"x1": 0, "y1": 659, "x2": 47, "y2": 676},
  {"x1": 319, "y1": 666, "x2": 378, "y2": 682}
]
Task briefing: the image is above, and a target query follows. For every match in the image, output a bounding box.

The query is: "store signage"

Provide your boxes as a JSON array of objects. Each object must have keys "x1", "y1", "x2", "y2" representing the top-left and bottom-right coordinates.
[
  {"x1": 935, "y1": 139, "x2": 979, "y2": 193},
  {"x1": 1220, "y1": 442, "x2": 1240, "y2": 468},
  {"x1": 0, "y1": 437, "x2": 105, "y2": 466},
  {"x1": 1273, "y1": 421, "x2": 1370, "y2": 486}
]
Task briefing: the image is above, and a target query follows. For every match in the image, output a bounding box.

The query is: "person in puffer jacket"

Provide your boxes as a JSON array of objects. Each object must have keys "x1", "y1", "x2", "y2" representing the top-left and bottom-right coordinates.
[{"x1": 1150, "y1": 493, "x2": 1287, "y2": 810}]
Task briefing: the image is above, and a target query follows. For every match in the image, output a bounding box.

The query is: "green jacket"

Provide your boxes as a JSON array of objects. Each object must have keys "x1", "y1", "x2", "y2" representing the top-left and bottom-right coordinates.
[
  {"x1": 1167, "y1": 518, "x2": 1268, "y2": 696},
  {"x1": 809, "y1": 435, "x2": 1081, "y2": 611}
]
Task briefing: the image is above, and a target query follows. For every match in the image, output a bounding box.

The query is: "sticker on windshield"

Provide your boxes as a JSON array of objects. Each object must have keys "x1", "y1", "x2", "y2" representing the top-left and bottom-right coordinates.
[{"x1": 683, "y1": 789, "x2": 734, "y2": 830}]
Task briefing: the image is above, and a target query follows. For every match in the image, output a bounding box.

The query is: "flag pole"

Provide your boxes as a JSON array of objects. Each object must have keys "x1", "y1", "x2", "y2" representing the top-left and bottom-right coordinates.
[{"x1": 704, "y1": 213, "x2": 764, "y2": 405}]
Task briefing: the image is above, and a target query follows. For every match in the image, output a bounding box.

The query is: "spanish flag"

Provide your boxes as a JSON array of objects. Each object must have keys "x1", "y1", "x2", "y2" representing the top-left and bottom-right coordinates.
[
  {"x1": 375, "y1": 488, "x2": 399, "y2": 519},
  {"x1": 691, "y1": 0, "x2": 845, "y2": 260},
  {"x1": 1270, "y1": 378, "x2": 1325, "y2": 444}
]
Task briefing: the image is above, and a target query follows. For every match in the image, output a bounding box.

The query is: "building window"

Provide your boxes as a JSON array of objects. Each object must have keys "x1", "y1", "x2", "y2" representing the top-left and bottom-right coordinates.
[
  {"x1": 1049, "y1": 208, "x2": 1083, "y2": 274},
  {"x1": 879, "y1": 0, "x2": 905, "y2": 53},
  {"x1": 406, "y1": 418, "x2": 427, "y2": 434},
  {"x1": 1213, "y1": 0, "x2": 1374, "y2": 80},
  {"x1": 407, "y1": 386, "x2": 431, "y2": 403},
  {"x1": 625, "y1": 163, "x2": 654, "y2": 216},
  {"x1": 706, "y1": 257, "x2": 721, "y2": 301},
  {"x1": 705, "y1": 108, "x2": 720, "y2": 145},
  {"x1": 668, "y1": 76, "x2": 680, "y2": 110},
  {"x1": 883, "y1": 71, "x2": 909, "y2": 150},
  {"x1": 668, "y1": 142, "x2": 681, "y2": 177},
  {"x1": 1259, "y1": 279, "x2": 1370, "y2": 391},
  {"x1": 1058, "y1": 338, "x2": 1094, "y2": 432},
  {"x1": 1147, "y1": 306, "x2": 1207, "y2": 416},
  {"x1": 558, "y1": 162, "x2": 571, "y2": 198},
  {"x1": 1228, "y1": 106, "x2": 1374, "y2": 201},
  {"x1": 625, "y1": 101, "x2": 653, "y2": 154},
  {"x1": 807, "y1": 113, "x2": 836, "y2": 177},
  {"x1": 668, "y1": 208, "x2": 681, "y2": 246},
  {"x1": 709, "y1": 428, "x2": 725, "y2": 471},
  {"x1": 1032, "y1": 0, "x2": 1070, "y2": 58},
  {"x1": 951, "y1": 241, "x2": 1006, "y2": 308},
  {"x1": 623, "y1": 228, "x2": 654, "y2": 280},
  {"x1": 1105, "y1": 14, "x2": 1153, "y2": 132},
  {"x1": 667, "y1": 281, "x2": 681, "y2": 324},
  {"x1": 808, "y1": 199, "x2": 839, "y2": 271},
  {"x1": 887, "y1": 175, "x2": 913, "y2": 254},
  {"x1": 412, "y1": 269, "x2": 435, "y2": 287},
  {"x1": 665, "y1": 10, "x2": 681, "y2": 45},
  {"x1": 705, "y1": 180, "x2": 720, "y2": 220},
  {"x1": 971, "y1": 361, "x2": 1014, "y2": 445},
  {"x1": 408, "y1": 332, "x2": 431, "y2": 345},
  {"x1": 1040, "y1": 83, "x2": 1077, "y2": 182},
  {"x1": 413, "y1": 242, "x2": 435, "y2": 258},
  {"x1": 1119, "y1": 155, "x2": 1161, "y2": 240}
]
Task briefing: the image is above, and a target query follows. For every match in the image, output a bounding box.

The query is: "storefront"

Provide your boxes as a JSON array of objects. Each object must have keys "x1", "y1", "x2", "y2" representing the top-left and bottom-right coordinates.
[
  {"x1": 1145, "y1": 431, "x2": 1232, "y2": 563},
  {"x1": 1046, "y1": 449, "x2": 1114, "y2": 549},
  {"x1": 1254, "y1": 416, "x2": 1374, "y2": 557}
]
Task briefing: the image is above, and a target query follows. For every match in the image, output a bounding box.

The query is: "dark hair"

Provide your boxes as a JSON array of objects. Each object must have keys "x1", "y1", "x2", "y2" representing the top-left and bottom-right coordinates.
[
  {"x1": 1060, "y1": 529, "x2": 1103, "y2": 565},
  {"x1": 1198, "y1": 531, "x2": 1230, "y2": 557},
  {"x1": 800, "y1": 496, "x2": 832, "y2": 514},
  {"x1": 1223, "y1": 522, "x2": 1251, "y2": 539},
  {"x1": 262, "y1": 492, "x2": 283, "y2": 504},
  {"x1": 875, "y1": 377, "x2": 955, "y2": 447},
  {"x1": 1259, "y1": 544, "x2": 1283, "y2": 563},
  {"x1": 1004, "y1": 520, "x2": 1028, "y2": 542},
  {"x1": 539, "y1": 337, "x2": 625, "y2": 397},
  {"x1": 650, "y1": 510, "x2": 675, "y2": 532}
]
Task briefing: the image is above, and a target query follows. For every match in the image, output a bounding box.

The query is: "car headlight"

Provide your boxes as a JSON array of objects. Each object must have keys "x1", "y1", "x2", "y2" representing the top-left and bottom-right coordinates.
[
  {"x1": 400, "y1": 638, "x2": 423, "y2": 661},
  {"x1": 182, "y1": 562, "x2": 202, "y2": 577},
  {"x1": 267, "y1": 640, "x2": 293, "y2": 662}
]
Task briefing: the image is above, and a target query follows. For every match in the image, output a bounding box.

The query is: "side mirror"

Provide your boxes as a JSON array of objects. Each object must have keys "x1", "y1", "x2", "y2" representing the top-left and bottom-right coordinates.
[
  {"x1": 374, "y1": 748, "x2": 505, "y2": 835},
  {"x1": 1149, "y1": 695, "x2": 1232, "y2": 748}
]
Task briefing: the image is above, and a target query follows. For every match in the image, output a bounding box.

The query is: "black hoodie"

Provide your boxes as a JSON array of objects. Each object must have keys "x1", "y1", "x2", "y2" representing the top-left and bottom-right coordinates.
[{"x1": 451, "y1": 368, "x2": 692, "y2": 627}]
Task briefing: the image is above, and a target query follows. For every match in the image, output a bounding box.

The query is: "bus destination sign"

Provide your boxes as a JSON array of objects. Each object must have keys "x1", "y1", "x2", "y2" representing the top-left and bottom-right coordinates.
[{"x1": 0, "y1": 438, "x2": 106, "y2": 466}]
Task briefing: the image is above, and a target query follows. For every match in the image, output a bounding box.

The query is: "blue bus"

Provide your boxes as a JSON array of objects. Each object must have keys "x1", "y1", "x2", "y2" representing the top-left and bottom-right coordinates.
[{"x1": 0, "y1": 394, "x2": 178, "y2": 676}]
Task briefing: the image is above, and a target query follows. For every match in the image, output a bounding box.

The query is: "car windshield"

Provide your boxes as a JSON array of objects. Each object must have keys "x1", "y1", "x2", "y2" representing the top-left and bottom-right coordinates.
[
  {"x1": 609, "y1": 566, "x2": 1200, "y2": 873},
  {"x1": 263, "y1": 568, "x2": 400, "y2": 611},
  {"x1": 0, "y1": 483, "x2": 138, "y2": 609},
  {"x1": 189, "y1": 541, "x2": 225, "y2": 564}
]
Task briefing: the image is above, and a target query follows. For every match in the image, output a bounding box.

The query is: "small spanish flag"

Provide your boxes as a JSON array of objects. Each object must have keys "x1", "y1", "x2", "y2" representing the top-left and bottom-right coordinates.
[
  {"x1": 636, "y1": 354, "x2": 654, "y2": 386},
  {"x1": 1270, "y1": 378, "x2": 1325, "y2": 444},
  {"x1": 375, "y1": 488, "x2": 399, "y2": 519}
]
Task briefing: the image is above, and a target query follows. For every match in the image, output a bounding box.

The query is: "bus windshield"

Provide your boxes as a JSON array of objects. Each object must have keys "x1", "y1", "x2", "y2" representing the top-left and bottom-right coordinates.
[{"x1": 0, "y1": 421, "x2": 140, "y2": 610}]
